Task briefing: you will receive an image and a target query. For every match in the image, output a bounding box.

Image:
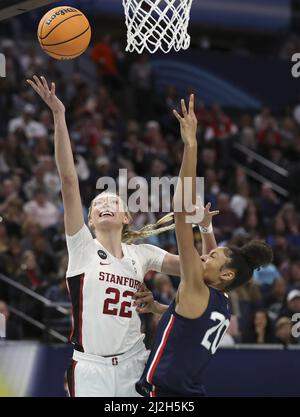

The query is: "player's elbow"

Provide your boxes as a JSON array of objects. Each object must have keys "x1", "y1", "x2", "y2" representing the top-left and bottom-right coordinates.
[{"x1": 60, "y1": 174, "x2": 78, "y2": 186}]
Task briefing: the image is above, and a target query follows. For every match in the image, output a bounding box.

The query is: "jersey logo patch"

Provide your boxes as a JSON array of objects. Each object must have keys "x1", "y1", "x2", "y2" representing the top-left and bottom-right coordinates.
[
  {"x1": 98, "y1": 250, "x2": 107, "y2": 260},
  {"x1": 112, "y1": 357, "x2": 118, "y2": 366}
]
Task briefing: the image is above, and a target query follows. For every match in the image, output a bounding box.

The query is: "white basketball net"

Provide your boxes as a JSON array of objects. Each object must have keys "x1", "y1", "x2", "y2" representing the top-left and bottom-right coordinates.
[{"x1": 122, "y1": 0, "x2": 194, "y2": 54}]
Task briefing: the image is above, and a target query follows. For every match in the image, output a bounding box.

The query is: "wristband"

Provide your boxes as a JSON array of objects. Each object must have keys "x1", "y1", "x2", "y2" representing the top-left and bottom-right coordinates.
[{"x1": 199, "y1": 224, "x2": 213, "y2": 234}]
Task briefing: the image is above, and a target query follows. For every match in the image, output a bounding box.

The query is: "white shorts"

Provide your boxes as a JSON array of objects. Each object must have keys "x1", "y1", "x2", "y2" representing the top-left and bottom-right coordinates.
[{"x1": 67, "y1": 340, "x2": 149, "y2": 397}]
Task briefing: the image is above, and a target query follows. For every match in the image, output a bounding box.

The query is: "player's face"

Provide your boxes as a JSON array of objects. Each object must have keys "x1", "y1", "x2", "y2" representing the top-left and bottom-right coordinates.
[
  {"x1": 90, "y1": 195, "x2": 129, "y2": 231},
  {"x1": 201, "y1": 247, "x2": 234, "y2": 287}
]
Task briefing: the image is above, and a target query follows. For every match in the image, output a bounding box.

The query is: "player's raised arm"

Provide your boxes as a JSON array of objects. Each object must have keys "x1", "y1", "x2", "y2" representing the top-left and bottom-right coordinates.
[
  {"x1": 27, "y1": 76, "x2": 84, "y2": 236},
  {"x1": 173, "y1": 95, "x2": 206, "y2": 290}
]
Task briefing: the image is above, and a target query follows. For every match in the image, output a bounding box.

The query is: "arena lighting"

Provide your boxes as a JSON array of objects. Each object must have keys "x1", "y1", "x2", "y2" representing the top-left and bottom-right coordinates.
[{"x1": 0, "y1": 0, "x2": 56, "y2": 20}]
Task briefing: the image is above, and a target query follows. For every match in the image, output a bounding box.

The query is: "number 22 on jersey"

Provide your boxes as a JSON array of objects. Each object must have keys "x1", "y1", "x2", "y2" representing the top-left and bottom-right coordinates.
[{"x1": 103, "y1": 287, "x2": 135, "y2": 318}]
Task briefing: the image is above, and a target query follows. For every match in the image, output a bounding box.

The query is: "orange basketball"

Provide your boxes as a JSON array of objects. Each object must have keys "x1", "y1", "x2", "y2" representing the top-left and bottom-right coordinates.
[{"x1": 37, "y1": 6, "x2": 91, "y2": 60}]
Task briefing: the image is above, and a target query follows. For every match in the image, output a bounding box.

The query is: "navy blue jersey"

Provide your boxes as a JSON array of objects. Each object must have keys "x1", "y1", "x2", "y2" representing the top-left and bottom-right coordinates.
[{"x1": 136, "y1": 287, "x2": 231, "y2": 397}]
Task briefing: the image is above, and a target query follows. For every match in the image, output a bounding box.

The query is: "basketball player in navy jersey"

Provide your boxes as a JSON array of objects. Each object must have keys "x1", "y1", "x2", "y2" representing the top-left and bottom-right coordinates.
[{"x1": 136, "y1": 94, "x2": 273, "y2": 397}]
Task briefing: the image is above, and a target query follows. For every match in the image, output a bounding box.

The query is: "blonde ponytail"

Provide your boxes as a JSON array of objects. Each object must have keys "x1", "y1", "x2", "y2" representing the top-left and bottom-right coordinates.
[{"x1": 122, "y1": 212, "x2": 175, "y2": 244}]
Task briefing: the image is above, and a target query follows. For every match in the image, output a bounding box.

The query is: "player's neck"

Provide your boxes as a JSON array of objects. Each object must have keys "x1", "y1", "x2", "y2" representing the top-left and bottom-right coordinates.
[{"x1": 95, "y1": 230, "x2": 124, "y2": 259}]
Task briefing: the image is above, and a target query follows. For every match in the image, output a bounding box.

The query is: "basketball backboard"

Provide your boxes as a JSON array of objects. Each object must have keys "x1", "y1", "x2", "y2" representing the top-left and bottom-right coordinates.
[{"x1": 0, "y1": 0, "x2": 56, "y2": 21}]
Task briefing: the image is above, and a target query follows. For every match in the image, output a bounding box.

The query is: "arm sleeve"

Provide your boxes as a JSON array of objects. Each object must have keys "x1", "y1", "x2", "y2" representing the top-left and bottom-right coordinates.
[
  {"x1": 138, "y1": 244, "x2": 168, "y2": 274},
  {"x1": 65, "y1": 224, "x2": 94, "y2": 277}
]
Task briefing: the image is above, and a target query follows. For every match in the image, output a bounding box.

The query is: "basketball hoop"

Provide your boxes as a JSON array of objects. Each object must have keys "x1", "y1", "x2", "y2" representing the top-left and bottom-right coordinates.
[{"x1": 122, "y1": 0, "x2": 194, "y2": 54}]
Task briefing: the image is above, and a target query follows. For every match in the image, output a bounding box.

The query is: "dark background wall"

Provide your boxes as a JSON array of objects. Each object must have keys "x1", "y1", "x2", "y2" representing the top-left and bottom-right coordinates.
[{"x1": 28, "y1": 345, "x2": 300, "y2": 397}]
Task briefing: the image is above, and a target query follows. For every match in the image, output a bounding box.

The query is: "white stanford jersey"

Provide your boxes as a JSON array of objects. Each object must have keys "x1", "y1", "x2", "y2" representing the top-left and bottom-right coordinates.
[{"x1": 66, "y1": 224, "x2": 167, "y2": 356}]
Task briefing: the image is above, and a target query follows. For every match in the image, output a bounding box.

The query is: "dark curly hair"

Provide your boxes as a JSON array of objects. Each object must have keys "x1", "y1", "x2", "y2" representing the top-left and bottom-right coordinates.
[{"x1": 225, "y1": 240, "x2": 273, "y2": 291}]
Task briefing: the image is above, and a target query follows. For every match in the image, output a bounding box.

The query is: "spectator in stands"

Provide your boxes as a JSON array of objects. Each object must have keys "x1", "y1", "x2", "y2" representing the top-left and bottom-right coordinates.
[
  {"x1": 253, "y1": 263, "x2": 281, "y2": 287},
  {"x1": 254, "y1": 106, "x2": 278, "y2": 132},
  {"x1": 0, "y1": 178, "x2": 21, "y2": 211},
  {"x1": 20, "y1": 220, "x2": 43, "y2": 251},
  {"x1": 23, "y1": 164, "x2": 47, "y2": 200},
  {"x1": 267, "y1": 214, "x2": 286, "y2": 242},
  {"x1": 20, "y1": 45, "x2": 45, "y2": 76},
  {"x1": 213, "y1": 193, "x2": 240, "y2": 241},
  {"x1": 204, "y1": 168, "x2": 220, "y2": 206},
  {"x1": 45, "y1": 278, "x2": 70, "y2": 304},
  {"x1": 230, "y1": 280, "x2": 263, "y2": 337},
  {"x1": 23, "y1": 189, "x2": 60, "y2": 232},
  {"x1": 279, "y1": 289, "x2": 300, "y2": 319},
  {"x1": 230, "y1": 181, "x2": 250, "y2": 220},
  {"x1": 40, "y1": 156, "x2": 61, "y2": 202},
  {"x1": 256, "y1": 183, "x2": 281, "y2": 223},
  {"x1": 288, "y1": 261, "x2": 300, "y2": 289},
  {"x1": 91, "y1": 34, "x2": 120, "y2": 91},
  {"x1": 274, "y1": 316, "x2": 296, "y2": 346},
  {"x1": 0, "y1": 134, "x2": 35, "y2": 175},
  {"x1": 16, "y1": 250, "x2": 47, "y2": 292},
  {"x1": 270, "y1": 233, "x2": 291, "y2": 268},
  {"x1": 1, "y1": 198, "x2": 24, "y2": 239},
  {"x1": 160, "y1": 85, "x2": 179, "y2": 125},
  {"x1": 280, "y1": 116, "x2": 297, "y2": 143},
  {"x1": 204, "y1": 103, "x2": 238, "y2": 141},
  {"x1": 280, "y1": 203, "x2": 300, "y2": 247},
  {"x1": 242, "y1": 309, "x2": 275, "y2": 344},
  {"x1": 0, "y1": 222, "x2": 9, "y2": 255},
  {"x1": 129, "y1": 54, "x2": 154, "y2": 121},
  {"x1": 239, "y1": 113, "x2": 256, "y2": 149},
  {"x1": 0, "y1": 236, "x2": 22, "y2": 278},
  {"x1": 31, "y1": 235, "x2": 57, "y2": 281},
  {"x1": 239, "y1": 206, "x2": 264, "y2": 238},
  {"x1": 8, "y1": 103, "x2": 47, "y2": 141},
  {"x1": 264, "y1": 277, "x2": 287, "y2": 321}
]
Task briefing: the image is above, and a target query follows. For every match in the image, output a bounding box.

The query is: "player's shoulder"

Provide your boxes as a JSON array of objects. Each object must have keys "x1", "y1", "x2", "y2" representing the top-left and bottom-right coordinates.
[
  {"x1": 123, "y1": 242, "x2": 160, "y2": 259},
  {"x1": 124, "y1": 242, "x2": 153, "y2": 252},
  {"x1": 208, "y1": 287, "x2": 231, "y2": 312},
  {"x1": 65, "y1": 223, "x2": 95, "y2": 247},
  {"x1": 209, "y1": 287, "x2": 229, "y2": 301}
]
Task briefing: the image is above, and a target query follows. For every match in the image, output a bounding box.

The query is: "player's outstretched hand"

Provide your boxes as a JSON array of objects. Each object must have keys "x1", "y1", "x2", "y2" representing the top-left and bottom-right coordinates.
[
  {"x1": 27, "y1": 75, "x2": 65, "y2": 114},
  {"x1": 198, "y1": 202, "x2": 219, "y2": 228},
  {"x1": 173, "y1": 94, "x2": 197, "y2": 147}
]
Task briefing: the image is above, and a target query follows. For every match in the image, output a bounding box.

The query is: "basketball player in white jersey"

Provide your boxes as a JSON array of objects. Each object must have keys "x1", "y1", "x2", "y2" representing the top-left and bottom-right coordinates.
[{"x1": 27, "y1": 76, "x2": 218, "y2": 397}]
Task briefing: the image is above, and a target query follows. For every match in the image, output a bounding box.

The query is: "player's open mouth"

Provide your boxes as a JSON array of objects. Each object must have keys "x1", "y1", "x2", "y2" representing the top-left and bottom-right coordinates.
[{"x1": 99, "y1": 211, "x2": 115, "y2": 217}]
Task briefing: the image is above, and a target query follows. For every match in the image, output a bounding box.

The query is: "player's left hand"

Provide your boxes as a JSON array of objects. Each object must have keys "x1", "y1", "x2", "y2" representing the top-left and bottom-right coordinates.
[
  {"x1": 198, "y1": 202, "x2": 219, "y2": 228},
  {"x1": 173, "y1": 94, "x2": 197, "y2": 147},
  {"x1": 133, "y1": 284, "x2": 155, "y2": 314}
]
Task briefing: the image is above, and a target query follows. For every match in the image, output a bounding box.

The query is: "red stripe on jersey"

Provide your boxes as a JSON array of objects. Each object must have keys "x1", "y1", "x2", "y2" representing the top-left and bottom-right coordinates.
[
  {"x1": 70, "y1": 304, "x2": 75, "y2": 342},
  {"x1": 147, "y1": 314, "x2": 175, "y2": 385},
  {"x1": 78, "y1": 274, "x2": 84, "y2": 351},
  {"x1": 72, "y1": 360, "x2": 77, "y2": 397},
  {"x1": 68, "y1": 273, "x2": 85, "y2": 350},
  {"x1": 150, "y1": 386, "x2": 157, "y2": 397},
  {"x1": 67, "y1": 359, "x2": 77, "y2": 397}
]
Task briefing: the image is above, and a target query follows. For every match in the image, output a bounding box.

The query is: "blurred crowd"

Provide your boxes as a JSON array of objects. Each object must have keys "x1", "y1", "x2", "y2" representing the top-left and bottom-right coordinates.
[{"x1": 0, "y1": 35, "x2": 300, "y2": 347}]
